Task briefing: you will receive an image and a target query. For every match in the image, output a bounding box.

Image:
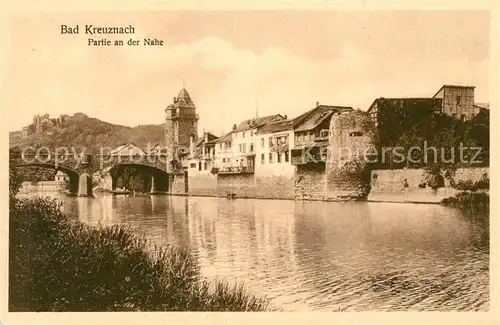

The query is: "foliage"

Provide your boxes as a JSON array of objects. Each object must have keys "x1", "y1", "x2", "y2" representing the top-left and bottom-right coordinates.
[
  {"x1": 452, "y1": 175, "x2": 489, "y2": 192},
  {"x1": 9, "y1": 147, "x2": 23, "y2": 198},
  {"x1": 9, "y1": 113, "x2": 165, "y2": 157},
  {"x1": 421, "y1": 165, "x2": 445, "y2": 191},
  {"x1": 9, "y1": 197, "x2": 270, "y2": 312},
  {"x1": 374, "y1": 99, "x2": 489, "y2": 168},
  {"x1": 442, "y1": 192, "x2": 489, "y2": 214}
]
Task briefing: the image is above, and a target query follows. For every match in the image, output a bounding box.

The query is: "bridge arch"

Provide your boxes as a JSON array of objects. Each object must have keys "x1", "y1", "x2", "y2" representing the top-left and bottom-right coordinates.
[
  {"x1": 16, "y1": 163, "x2": 80, "y2": 194},
  {"x1": 104, "y1": 162, "x2": 170, "y2": 193}
]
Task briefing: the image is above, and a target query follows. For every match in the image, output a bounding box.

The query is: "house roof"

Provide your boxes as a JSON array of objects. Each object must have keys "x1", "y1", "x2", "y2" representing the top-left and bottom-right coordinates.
[
  {"x1": 216, "y1": 132, "x2": 233, "y2": 143},
  {"x1": 234, "y1": 114, "x2": 285, "y2": 132},
  {"x1": 256, "y1": 119, "x2": 296, "y2": 134},
  {"x1": 474, "y1": 103, "x2": 490, "y2": 110},
  {"x1": 110, "y1": 143, "x2": 145, "y2": 155},
  {"x1": 367, "y1": 97, "x2": 442, "y2": 113},
  {"x1": 216, "y1": 114, "x2": 285, "y2": 142},
  {"x1": 432, "y1": 84, "x2": 475, "y2": 98},
  {"x1": 293, "y1": 105, "x2": 352, "y2": 132},
  {"x1": 193, "y1": 132, "x2": 219, "y2": 147}
]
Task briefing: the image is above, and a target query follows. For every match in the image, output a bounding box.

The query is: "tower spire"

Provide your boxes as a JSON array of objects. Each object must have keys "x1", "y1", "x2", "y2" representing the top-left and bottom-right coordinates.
[{"x1": 182, "y1": 78, "x2": 185, "y2": 89}]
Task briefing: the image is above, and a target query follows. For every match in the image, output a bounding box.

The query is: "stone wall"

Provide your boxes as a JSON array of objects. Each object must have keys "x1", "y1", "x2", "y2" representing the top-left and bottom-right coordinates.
[
  {"x1": 19, "y1": 181, "x2": 67, "y2": 194},
  {"x1": 185, "y1": 173, "x2": 295, "y2": 199},
  {"x1": 368, "y1": 167, "x2": 489, "y2": 203},
  {"x1": 295, "y1": 165, "x2": 326, "y2": 200},
  {"x1": 325, "y1": 110, "x2": 374, "y2": 200},
  {"x1": 170, "y1": 173, "x2": 187, "y2": 194},
  {"x1": 255, "y1": 175, "x2": 295, "y2": 199},
  {"x1": 217, "y1": 174, "x2": 256, "y2": 197},
  {"x1": 188, "y1": 173, "x2": 218, "y2": 196}
]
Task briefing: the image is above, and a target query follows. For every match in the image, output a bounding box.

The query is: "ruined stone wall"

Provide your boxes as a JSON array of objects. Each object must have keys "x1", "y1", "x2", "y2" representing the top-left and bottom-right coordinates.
[
  {"x1": 325, "y1": 110, "x2": 375, "y2": 200},
  {"x1": 368, "y1": 167, "x2": 489, "y2": 203},
  {"x1": 295, "y1": 165, "x2": 326, "y2": 200}
]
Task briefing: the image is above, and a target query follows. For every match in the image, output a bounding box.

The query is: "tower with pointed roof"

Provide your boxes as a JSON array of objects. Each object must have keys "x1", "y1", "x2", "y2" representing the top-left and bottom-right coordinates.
[{"x1": 165, "y1": 88, "x2": 199, "y2": 170}]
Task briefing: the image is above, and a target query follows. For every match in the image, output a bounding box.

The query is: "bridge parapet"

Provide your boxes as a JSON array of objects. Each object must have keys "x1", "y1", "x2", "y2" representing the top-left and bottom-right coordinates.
[
  {"x1": 18, "y1": 152, "x2": 92, "y2": 174},
  {"x1": 96, "y1": 154, "x2": 169, "y2": 173}
]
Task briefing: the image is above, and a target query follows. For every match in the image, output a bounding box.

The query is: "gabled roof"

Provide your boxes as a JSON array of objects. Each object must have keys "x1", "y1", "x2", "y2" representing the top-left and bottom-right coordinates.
[
  {"x1": 234, "y1": 114, "x2": 285, "y2": 133},
  {"x1": 474, "y1": 103, "x2": 490, "y2": 110},
  {"x1": 367, "y1": 97, "x2": 442, "y2": 113},
  {"x1": 110, "y1": 143, "x2": 145, "y2": 155},
  {"x1": 256, "y1": 119, "x2": 296, "y2": 134},
  {"x1": 293, "y1": 105, "x2": 352, "y2": 132},
  {"x1": 216, "y1": 132, "x2": 233, "y2": 143},
  {"x1": 432, "y1": 84, "x2": 475, "y2": 98},
  {"x1": 193, "y1": 132, "x2": 219, "y2": 147}
]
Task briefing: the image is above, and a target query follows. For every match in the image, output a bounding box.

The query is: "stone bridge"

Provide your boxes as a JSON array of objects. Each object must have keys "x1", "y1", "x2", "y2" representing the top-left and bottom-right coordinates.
[{"x1": 15, "y1": 151, "x2": 182, "y2": 196}]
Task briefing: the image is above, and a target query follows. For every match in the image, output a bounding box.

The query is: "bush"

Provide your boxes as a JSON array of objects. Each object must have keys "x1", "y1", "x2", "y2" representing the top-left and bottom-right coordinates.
[
  {"x1": 9, "y1": 197, "x2": 269, "y2": 312},
  {"x1": 442, "y1": 192, "x2": 489, "y2": 214}
]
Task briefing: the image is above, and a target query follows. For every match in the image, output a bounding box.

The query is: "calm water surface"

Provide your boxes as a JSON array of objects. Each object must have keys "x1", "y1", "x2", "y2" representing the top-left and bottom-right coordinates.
[{"x1": 24, "y1": 190, "x2": 489, "y2": 311}]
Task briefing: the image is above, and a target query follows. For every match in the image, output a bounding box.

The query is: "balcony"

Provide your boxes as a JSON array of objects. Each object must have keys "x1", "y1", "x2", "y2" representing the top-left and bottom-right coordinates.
[
  {"x1": 290, "y1": 144, "x2": 328, "y2": 166},
  {"x1": 270, "y1": 142, "x2": 290, "y2": 152},
  {"x1": 215, "y1": 165, "x2": 255, "y2": 175}
]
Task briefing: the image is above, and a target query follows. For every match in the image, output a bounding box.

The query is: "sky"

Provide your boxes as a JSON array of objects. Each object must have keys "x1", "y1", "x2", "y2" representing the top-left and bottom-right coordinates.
[{"x1": 5, "y1": 10, "x2": 490, "y2": 135}]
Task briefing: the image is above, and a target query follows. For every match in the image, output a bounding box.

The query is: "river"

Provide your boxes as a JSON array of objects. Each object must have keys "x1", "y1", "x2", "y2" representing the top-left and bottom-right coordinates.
[{"x1": 21, "y1": 189, "x2": 489, "y2": 311}]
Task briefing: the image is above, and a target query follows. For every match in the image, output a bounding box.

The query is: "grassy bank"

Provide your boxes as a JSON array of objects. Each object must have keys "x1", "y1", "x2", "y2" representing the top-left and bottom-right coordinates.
[
  {"x1": 9, "y1": 197, "x2": 270, "y2": 311},
  {"x1": 441, "y1": 191, "x2": 489, "y2": 214}
]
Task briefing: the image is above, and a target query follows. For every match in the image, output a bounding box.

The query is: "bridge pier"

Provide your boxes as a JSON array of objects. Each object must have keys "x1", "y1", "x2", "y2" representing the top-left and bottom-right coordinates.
[
  {"x1": 68, "y1": 175, "x2": 79, "y2": 195},
  {"x1": 150, "y1": 175, "x2": 157, "y2": 194},
  {"x1": 78, "y1": 172, "x2": 93, "y2": 197}
]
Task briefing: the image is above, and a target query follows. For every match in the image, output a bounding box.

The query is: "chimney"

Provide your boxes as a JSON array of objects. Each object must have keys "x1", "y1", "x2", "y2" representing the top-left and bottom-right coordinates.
[
  {"x1": 316, "y1": 101, "x2": 320, "y2": 108},
  {"x1": 233, "y1": 124, "x2": 237, "y2": 130},
  {"x1": 204, "y1": 130, "x2": 208, "y2": 143}
]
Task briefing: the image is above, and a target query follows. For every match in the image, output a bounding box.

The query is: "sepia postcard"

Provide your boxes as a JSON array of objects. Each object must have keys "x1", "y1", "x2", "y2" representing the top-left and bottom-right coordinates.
[{"x1": 1, "y1": 0, "x2": 498, "y2": 324}]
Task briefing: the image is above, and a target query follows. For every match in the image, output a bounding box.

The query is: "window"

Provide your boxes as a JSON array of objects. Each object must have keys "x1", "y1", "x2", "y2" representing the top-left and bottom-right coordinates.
[
  {"x1": 461, "y1": 114, "x2": 466, "y2": 122},
  {"x1": 190, "y1": 163, "x2": 196, "y2": 168},
  {"x1": 268, "y1": 137, "x2": 272, "y2": 147},
  {"x1": 242, "y1": 143, "x2": 246, "y2": 153},
  {"x1": 250, "y1": 143, "x2": 254, "y2": 152},
  {"x1": 198, "y1": 162, "x2": 202, "y2": 171},
  {"x1": 269, "y1": 153, "x2": 273, "y2": 163},
  {"x1": 457, "y1": 95, "x2": 461, "y2": 105},
  {"x1": 261, "y1": 138, "x2": 265, "y2": 148},
  {"x1": 243, "y1": 132, "x2": 245, "y2": 138},
  {"x1": 204, "y1": 162, "x2": 208, "y2": 170},
  {"x1": 285, "y1": 151, "x2": 289, "y2": 162},
  {"x1": 261, "y1": 153, "x2": 265, "y2": 164},
  {"x1": 277, "y1": 152, "x2": 282, "y2": 163},
  {"x1": 222, "y1": 158, "x2": 226, "y2": 163}
]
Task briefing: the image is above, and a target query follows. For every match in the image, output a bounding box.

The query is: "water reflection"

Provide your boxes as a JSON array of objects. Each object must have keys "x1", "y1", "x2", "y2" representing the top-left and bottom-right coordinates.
[{"x1": 24, "y1": 192, "x2": 489, "y2": 311}]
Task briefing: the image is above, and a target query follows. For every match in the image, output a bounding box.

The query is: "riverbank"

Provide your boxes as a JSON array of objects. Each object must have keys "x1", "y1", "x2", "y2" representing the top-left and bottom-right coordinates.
[{"x1": 9, "y1": 196, "x2": 270, "y2": 311}]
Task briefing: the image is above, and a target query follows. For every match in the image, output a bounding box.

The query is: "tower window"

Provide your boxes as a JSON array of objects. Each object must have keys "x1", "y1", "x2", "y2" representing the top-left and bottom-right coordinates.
[
  {"x1": 261, "y1": 153, "x2": 265, "y2": 164},
  {"x1": 457, "y1": 95, "x2": 461, "y2": 105}
]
